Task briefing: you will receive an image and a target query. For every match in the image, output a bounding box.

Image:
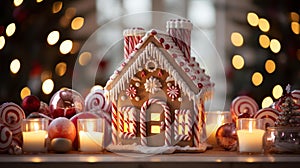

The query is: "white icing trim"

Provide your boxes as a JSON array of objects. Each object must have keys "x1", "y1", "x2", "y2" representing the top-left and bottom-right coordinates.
[
  {"x1": 166, "y1": 19, "x2": 193, "y2": 30},
  {"x1": 123, "y1": 28, "x2": 145, "y2": 36}
]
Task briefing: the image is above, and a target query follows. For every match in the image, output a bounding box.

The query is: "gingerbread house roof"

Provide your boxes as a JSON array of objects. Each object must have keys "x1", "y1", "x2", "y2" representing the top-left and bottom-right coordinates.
[{"x1": 105, "y1": 29, "x2": 214, "y2": 101}]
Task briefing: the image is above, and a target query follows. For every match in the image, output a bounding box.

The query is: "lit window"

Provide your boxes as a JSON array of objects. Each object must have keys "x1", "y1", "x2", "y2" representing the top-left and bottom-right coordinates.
[
  {"x1": 174, "y1": 109, "x2": 192, "y2": 141},
  {"x1": 151, "y1": 125, "x2": 160, "y2": 134},
  {"x1": 150, "y1": 113, "x2": 160, "y2": 121}
]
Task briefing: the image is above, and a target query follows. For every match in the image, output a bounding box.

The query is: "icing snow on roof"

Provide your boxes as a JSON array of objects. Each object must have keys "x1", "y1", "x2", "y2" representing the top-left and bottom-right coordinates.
[{"x1": 106, "y1": 29, "x2": 214, "y2": 101}]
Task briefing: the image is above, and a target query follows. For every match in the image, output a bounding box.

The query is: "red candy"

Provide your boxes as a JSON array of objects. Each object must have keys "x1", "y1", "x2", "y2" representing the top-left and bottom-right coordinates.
[{"x1": 254, "y1": 108, "x2": 279, "y2": 129}]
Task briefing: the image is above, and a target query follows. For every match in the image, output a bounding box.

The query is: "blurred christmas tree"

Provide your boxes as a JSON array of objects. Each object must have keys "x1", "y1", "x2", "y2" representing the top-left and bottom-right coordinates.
[
  {"x1": 0, "y1": 0, "x2": 97, "y2": 104},
  {"x1": 227, "y1": 0, "x2": 300, "y2": 108}
]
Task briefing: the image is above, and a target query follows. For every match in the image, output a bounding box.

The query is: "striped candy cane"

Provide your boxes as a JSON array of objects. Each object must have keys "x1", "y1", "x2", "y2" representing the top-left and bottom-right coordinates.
[
  {"x1": 174, "y1": 109, "x2": 192, "y2": 142},
  {"x1": 140, "y1": 98, "x2": 172, "y2": 146},
  {"x1": 111, "y1": 102, "x2": 118, "y2": 145},
  {"x1": 118, "y1": 106, "x2": 137, "y2": 139}
]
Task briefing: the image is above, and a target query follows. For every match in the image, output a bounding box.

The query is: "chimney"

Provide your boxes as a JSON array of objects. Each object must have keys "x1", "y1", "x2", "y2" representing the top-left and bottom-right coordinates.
[
  {"x1": 123, "y1": 27, "x2": 145, "y2": 59},
  {"x1": 166, "y1": 19, "x2": 193, "y2": 61}
]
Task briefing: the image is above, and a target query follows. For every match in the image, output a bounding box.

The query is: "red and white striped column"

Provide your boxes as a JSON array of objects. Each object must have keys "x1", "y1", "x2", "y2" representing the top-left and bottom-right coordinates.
[
  {"x1": 123, "y1": 27, "x2": 145, "y2": 59},
  {"x1": 166, "y1": 19, "x2": 193, "y2": 62}
]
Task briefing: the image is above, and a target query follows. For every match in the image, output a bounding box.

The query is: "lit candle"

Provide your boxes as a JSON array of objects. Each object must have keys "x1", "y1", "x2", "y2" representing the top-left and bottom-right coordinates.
[
  {"x1": 205, "y1": 111, "x2": 231, "y2": 146},
  {"x1": 78, "y1": 131, "x2": 104, "y2": 152},
  {"x1": 237, "y1": 118, "x2": 265, "y2": 153},
  {"x1": 77, "y1": 118, "x2": 104, "y2": 152},
  {"x1": 22, "y1": 118, "x2": 49, "y2": 153}
]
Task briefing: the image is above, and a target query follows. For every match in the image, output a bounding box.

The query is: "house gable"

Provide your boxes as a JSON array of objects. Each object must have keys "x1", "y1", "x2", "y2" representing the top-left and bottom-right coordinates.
[{"x1": 106, "y1": 34, "x2": 203, "y2": 101}]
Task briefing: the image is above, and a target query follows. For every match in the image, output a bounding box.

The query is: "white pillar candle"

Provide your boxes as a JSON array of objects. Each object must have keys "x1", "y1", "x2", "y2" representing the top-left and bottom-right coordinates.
[
  {"x1": 79, "y1": 131, "x2": 104, "y2": 152},
  {"x1": 22, "y1": 130, "x2": 47, "y2": 152},
  {"x1": 237, "y1": 129, "x2": 265, "y2": 153}
]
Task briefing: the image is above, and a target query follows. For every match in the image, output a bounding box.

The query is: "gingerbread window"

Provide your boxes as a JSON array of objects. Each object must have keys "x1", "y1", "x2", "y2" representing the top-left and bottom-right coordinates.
[
  {"x1": 174, "y1": 109, "x2": 192, "y2": 142},
  {"x1": 118, "y1": 106, "x2": 138, "y2": 139}
]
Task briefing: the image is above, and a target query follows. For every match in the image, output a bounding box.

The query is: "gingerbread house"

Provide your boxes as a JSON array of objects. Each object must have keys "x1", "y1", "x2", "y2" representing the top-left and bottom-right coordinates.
[{"x1": 105, "y1": 19, "x2": 213, "y2": 148}]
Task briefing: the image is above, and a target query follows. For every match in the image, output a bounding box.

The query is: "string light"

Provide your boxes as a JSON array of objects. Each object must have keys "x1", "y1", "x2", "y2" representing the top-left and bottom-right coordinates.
[
  {"x1": 270, "y1": 39, "x2": 281, "y2": 53},
  {"x1": 14, "y1": 0, "x2": 23, "y2": 7},
  {"x1": 59, "y1": 40, "x2": 73, "y2": 54},
  {"x1": 79, "y1": 52, "x2": 92, "y2": 66},
  {"x1": 265, "y1": 60, "x2": 276, "y2": 73},
  {"x1": 259, "y1": 34, "x2": 270, "y2": 48},
  {"x1": 42, "y1": 79, "x2": 54, "y2": 95},
  {"x1": 10, "y1": 59, "x2": 21, "y2": 74},
  {"x1": 252, "y1": 72, "x2": 263, "y2": 86},
  {"x1": 272, "y1": 85, "x2": 283, "y2": 99},
  {"x1": 232, "y1": 54, "x2": 245, "y2": 70},
  {"x1": 47, "y1": 30, "x2": 60, "y2": 45},
  {"x1": 0, "y1": 36, "x2": 5, "y2": 50},
  {"x1": 6, "y1": 23, "x2": 16, "y2": 37},
  {"x1": 247, "y1": 12, "x2": 259, "y2": 27},
  {"x1": 258, "y1": 18, "x2": 270, "y2": 32},
  {"x1": 231, "y1": 32, "x2": 244, "y2": 47},
  {"x1": 71, "y1": 17, "x2": 84, "y2": 30},
  {"x1": 20, "y1": 86, "x2": 31, "y2": 100},
  {"x1": 262, "y1": 96, "x2": 273, "y2": 108}
]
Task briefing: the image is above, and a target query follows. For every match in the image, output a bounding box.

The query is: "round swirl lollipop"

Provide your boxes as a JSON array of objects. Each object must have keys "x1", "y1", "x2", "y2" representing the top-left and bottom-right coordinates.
[
  {"x1": 0, "y1": 123, "x2": 13, "y2": 153},
  {"x1": 254, "y1": 108, "x2": 279, "y2": 129},
  {"x1": 0, "y1": 102, "x2": 26, "y2": 135},
  {"x1": 230, "y1": 96, "x2": 259, "y2": 122},
  {"x1": 49, "y1": 88, "x2": 85, "y2": 119},
  {"x1": 85, "y1": 89, "x2": 111, "y2": 113}
]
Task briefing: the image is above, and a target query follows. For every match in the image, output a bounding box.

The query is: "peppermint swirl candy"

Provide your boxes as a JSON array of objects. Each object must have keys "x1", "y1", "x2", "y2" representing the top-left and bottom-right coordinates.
[
  {"x1": 0, "y1": 102, "x2": 25, "y2": 135},
  {"x1": 0, "y1": 123, "x2": 13, "y2": 152},
  {"x1": 230, "y1": 96, "x2": 259, "y2": 122},
  {"x1": 254, "y1": 108, "x2": 279, "y2": 129},
  {"x1": 85, "y1": 90, "x2": 111, "y2": 113}
]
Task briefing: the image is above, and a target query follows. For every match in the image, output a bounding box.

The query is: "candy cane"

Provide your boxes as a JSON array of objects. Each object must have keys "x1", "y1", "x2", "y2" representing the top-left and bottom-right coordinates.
[
  {"x1": 118, "y1": 106, "x2": 137, "y2": 140},
  {"x1": 0, "y1": 102, "x2": 25, "y2": 135},
  {"x1": 230, "y1": 96, "x2": 259, "y2": 122},
  {"x1": 291, "y1": 90, "x2": 300, "y2": 106},
  {"x1": 174, "y1": 109, "x2": 192, "y2": 142},
  {"x1": 0, "y1": 123, "x2": 13, "y2": 152},
  {"x1": 193, "y1": 104, "x2": 201, "y2": 147},
  {"x1": 141, "y1": 98, "x2": 172, "y2": 146},
  {"x1": 124, "y1": 36, "x2": 130, "y2": 59},
  {"x1": 254, "y1": 108, "x2": 279, "y2": 129},
  {"x1": 111, "y1": 102, "x2": 118, "y2": 145}
]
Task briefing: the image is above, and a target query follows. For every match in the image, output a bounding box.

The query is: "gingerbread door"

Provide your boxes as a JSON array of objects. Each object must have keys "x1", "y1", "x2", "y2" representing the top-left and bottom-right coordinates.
[{"x1": 140, "y1": 98, "x2": 172, "y2": 147}]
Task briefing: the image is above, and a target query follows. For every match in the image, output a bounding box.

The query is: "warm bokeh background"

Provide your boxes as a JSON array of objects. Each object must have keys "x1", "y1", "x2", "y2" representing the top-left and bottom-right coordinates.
[{"x1": 1, "y1": 0, "x2": 300, "y2": 111}]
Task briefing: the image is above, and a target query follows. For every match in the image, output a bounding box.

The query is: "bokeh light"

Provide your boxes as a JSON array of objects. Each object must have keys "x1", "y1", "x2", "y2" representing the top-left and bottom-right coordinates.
[
  {"x1": 20, "y1": 86, "x2": 31, "y2": 100},
  {"x1": 0, "y1": 36, "x2": 5, "y2": 50},
  {"x1": 232, "y1": 55, "x2": 245, "y2": 70},
  {"x1": 42, "y1": 79, "x2": 54, "y2": 95},
  {"x1": 265, "y1": 60, "x2": 276, "y2": 73},
  {"x1": 262, "y1": 96, "x2": 273, "y2": 108},
  {"x1": 71, "y1": 17, "x2": 84, "y2": 30},
  {"x1": 247, "y1": 12, "x2": 259, "y2": 27},
  {"x1": 258, "y1": 18, "x2": 270, "y2": 32},
  {"x1": 272, "y1": 85, "x2": 283, "y2": 99},
  {"x1": 59, "y1": 40, "x2": 73, "y2": 54},
  {"x1": 252, "y1": 72, "x2": 263, "y2": 86},
  {"x1": 231, "y1": 32, "x2": 244, "y2": 47},
  {"x1": 290, "y1": 12, "x2": 299, "y2": 22},
  {"x1": 270, "y1": 39, "x2": 281, "y2": 53},
  {"x1": 79, "y1": 52, "x2": 92, "y2": 66},
  {"x1": 291, "y1": 22, "x2": 299, "y2": 34},
  {"x1": 6, "y1": 23, "x2": 16, "y2": 37},
  {"x1": 47, "y1": 30, "x2": 60, "y2": 45},
  {"x1": 259, "y1": 34, "x2": 270, "y2": 48},
  {"x1": 52, "y1": 1, "x2": 63, "y2": 13},
  {"x1": 10, "y1": 59, "x2": 21, "y2": 74},
  {"x1": 14, "y1": 0, "x2": 23, "y2": 7},
  {"x1": 36, "y1": 0, "x2": 43, "y2": 3},
  {"x1": 55, "y1": 62, "x2": 67, "y2": 76}
]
